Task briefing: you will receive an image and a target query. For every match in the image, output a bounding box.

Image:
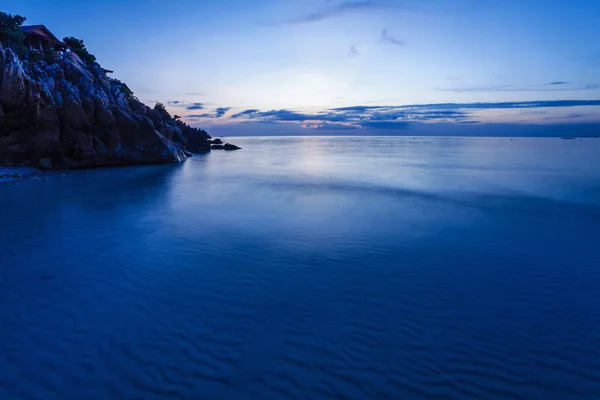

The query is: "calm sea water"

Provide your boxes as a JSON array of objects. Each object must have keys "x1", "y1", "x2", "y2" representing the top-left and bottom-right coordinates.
[{"x1": 1, "y1": 136, "x2": 599, "y2": 400}]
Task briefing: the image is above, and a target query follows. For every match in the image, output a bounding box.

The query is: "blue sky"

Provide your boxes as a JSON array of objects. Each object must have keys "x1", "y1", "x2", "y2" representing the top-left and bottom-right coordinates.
[{"x1": 5, "y1": 0, "x2": 600, "y2": 135}]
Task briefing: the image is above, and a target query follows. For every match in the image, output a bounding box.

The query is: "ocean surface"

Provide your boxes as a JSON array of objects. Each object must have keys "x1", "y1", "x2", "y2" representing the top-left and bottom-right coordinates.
[{"x1": 1, "y1": 136, "x2": 599, "y2": 400}]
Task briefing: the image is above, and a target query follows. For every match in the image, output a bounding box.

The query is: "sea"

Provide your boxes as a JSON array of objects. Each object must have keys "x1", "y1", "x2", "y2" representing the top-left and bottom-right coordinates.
[{"x1": 1, "y1": 136, "x2": 599, "y2": 400}]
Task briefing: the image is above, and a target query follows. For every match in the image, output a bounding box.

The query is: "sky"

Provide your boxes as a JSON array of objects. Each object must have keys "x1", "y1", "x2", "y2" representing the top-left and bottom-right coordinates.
[{"x1": 5, "y1": 0, "x2": 600, "y2": 136}]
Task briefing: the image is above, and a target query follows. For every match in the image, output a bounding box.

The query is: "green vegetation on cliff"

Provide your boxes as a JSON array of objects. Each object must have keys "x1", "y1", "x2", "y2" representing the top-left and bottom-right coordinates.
[
  {"x1": 63, "y1": 36, "x2": 96, "y2": 65},
  {"x1": 0, "y1": 12, "x2": 27, "y2": 55}
]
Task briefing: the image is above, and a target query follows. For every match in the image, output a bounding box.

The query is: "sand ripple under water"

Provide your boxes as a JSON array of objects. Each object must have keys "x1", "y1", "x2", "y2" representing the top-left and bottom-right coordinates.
[{"x1": 1, "y1": 137, "x2": 599, "y2": 399}]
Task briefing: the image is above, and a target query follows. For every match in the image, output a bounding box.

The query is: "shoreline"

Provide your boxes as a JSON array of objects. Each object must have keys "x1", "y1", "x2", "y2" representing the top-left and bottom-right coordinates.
[{"x1": 0, "y1": 167, "x2": 43, "y2": 184}]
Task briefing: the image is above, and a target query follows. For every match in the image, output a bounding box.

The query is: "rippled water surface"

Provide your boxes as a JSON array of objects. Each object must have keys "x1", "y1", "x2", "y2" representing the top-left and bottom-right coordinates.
[{"x1": 1, "y1": 136, "x2": 600, "y2": 400}]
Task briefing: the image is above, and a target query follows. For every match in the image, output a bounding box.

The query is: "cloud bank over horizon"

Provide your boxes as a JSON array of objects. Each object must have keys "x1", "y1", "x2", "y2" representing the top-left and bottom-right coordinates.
[{"x1": 175, "y1": 100, "x2": 600, "y2": 135}]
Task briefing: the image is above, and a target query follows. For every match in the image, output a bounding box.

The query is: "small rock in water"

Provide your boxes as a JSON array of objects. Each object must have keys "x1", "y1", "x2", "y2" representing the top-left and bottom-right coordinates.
[
  {"x1": 224, "y1": 143, "x2": 241, "y2": 151},
  {"x1": 211, "y1": 143, "x2": 241, "y2": 150}
]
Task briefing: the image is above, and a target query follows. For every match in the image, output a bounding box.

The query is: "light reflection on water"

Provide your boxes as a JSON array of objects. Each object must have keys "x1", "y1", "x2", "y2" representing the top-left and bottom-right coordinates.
[{"x1": 1, "y1": 137, "x2": 599, "y2": 400}]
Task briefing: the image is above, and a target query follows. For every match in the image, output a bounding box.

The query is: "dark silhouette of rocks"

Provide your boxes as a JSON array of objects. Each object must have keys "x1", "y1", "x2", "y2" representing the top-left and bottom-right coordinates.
[
  {"x1": 211, "y1": 143, "x2": 241, "y2": 151},
  {"x1": 0, "y1": 47, "x2": 236, "y2": 169}
]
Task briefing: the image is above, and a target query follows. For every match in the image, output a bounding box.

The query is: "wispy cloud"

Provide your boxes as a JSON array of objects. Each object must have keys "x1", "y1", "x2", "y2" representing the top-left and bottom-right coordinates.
[
  {"x1": 166, "y1": 101, "x2": 205, "y2": 109},
  {"x1": 330, "y1": 100, "x2": 600, "y2": 111},
  {"x1": 285, "y1": 1, "x2": 382, "y2": 24},
  {"x1": 301, "y1": 123, "x2": 359, "y2": 130},
  {"x1": 186, "y1": 103, "x2": 205, "y2": 110},
  {"x1": 381, "y1": 29, "x2": 405, "y2": 46},
  {"x1": 231, "y1": 109, "x2": 319, "y2": 121},
  {"x1": 184, "y1": 107, "x2": 232, "y2": 119},
  {"x1": 215, "y1": 107, "x2": 232, "y2": 118},
  {"x1": 231, "y1": 109, "x2": 260, "y2": 118},
  {"x1": 186, "y1": 114, "x2": 211, "y2": 119},
  {"x1": 348, "y1": 45, "x2": 361, "y2": 57},
  {"x1": 360, "y1": 121, "x2": 411, "y2": 129},
  {"x1": 437, "y1": 83, "x2": 599, "y2": 92}
]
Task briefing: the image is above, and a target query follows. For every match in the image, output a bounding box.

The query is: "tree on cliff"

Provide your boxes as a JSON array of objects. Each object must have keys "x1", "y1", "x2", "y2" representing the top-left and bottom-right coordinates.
[
  {"x1": 154, "y1": 102, "x2": 172, "y2": 120},
  {"x1": 0, "y1": 12, "x2": 26, "y2": 49},
  {"x1": 63, "y1": 36, "x2": 97, "y2": 65}
]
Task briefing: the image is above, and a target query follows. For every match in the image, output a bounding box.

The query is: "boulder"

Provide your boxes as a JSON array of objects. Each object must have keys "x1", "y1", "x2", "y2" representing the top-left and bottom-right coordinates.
[
  {"x1": 0, "y1": 49, "x2": 27, "y2": 109},
  {"x1": 224, "y1": 143, "x2": 241, "y2": 151},
  {"x1": 211, "y1": 143, "x2": 242, "y2": 151}
]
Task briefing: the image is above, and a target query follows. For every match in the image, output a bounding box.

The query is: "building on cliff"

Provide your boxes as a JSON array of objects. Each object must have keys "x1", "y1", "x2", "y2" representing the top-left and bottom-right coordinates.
[{"x1": 20, "y1": 25, "x2": 67, "y2": 52}]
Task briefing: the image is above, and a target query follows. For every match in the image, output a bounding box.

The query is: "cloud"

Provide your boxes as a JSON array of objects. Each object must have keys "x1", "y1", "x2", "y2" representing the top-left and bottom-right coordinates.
[
  {"x1": 437, "y1": 83, "x2": 600, "y2": 92},
  {"x1": 301, "y1": 123, "x2": 359, "y2": 130},
  {"x1": 285, "y1": 1, "x2": 382, "y2": 24},
  {"x1": 330, "y1": 100, "x2": 600, "y2": 111},
  {"x1": 183, "y1": 106, "x2": 232, "y2": 120},
  {"x1": 232, "y1": 109, "x2": 319, "y2": 122},
  {"x1": 381, "y1": 29, "x2": 405, "y2": 46},
  {"x1": 215, "y1": 107, "x2": 232, "y2": 118},
  {"x1": 186, "y1": 114, "x2": 211, "y2": 119},
  {"x1": 349, "y1": 45, "x2": 361, "y2": 57},
  {"x1": 361, "y1": 121, "x2": 411, "y2": 129},
  {"x1": 232, "y1": 109, "x2": 325, "y2": 122},
  {"x1": 329, "y1": 105, "x2": 375, "y2": 112},
  {"x1": 186, "y1": 103, "x2": 205, "y2": 110},
  {"x1": 165, "y1": 101, "x2": 205, "y2": 110},
  {"x1": 231, "y1": 109, "x2": 261, "y2": 118}
]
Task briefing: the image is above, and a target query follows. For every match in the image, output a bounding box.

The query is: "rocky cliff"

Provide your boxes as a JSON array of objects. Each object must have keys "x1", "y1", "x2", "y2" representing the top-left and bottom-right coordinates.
[{"x1": 0, "y1": 48, "x2": 212, "y2": 169}]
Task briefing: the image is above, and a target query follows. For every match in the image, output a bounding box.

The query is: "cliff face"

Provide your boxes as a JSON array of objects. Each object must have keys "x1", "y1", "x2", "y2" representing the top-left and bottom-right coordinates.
[{"x1": 0, "y1": 48, "x2": 211, "y2": 169}]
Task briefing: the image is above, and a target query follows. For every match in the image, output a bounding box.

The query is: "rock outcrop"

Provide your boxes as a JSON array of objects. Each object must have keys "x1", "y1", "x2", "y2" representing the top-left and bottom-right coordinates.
[
  {"x1": 0, "y1": 48, "x2": 214, "y2": 169},
  {"x1": 211, "y1": 143, "x2": 241, "y2": 151}
]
